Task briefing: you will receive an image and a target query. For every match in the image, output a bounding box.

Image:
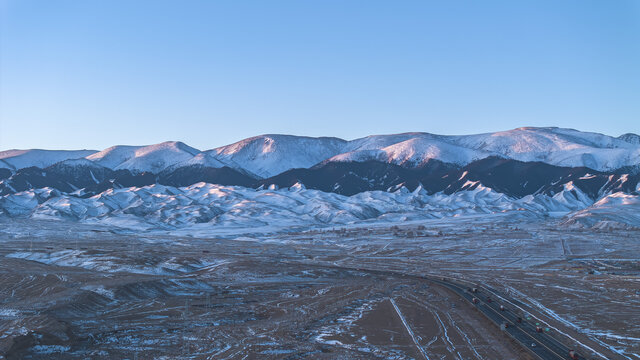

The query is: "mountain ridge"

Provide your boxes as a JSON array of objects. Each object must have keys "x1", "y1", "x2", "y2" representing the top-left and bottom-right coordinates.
[
  {"x1": 2, "y1": 127, "x2": 640, "y2": 230},
  {"x1": 2, "y1": 127, "x2": 639, "y2": 177}
]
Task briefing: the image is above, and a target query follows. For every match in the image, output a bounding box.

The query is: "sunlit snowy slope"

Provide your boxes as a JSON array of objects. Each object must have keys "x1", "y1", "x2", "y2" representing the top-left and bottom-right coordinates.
[
  {"x1": 208, "y1": 134, "x2": 348, "y2": 178},
  {"x1": 2, "y1": 180, "x2": 638, "y2": 232},
  {"x1": 0, "y1": 149, "x2": 97, "y2": 170},
  {"x1": 332, "y1": 127, "x2": 640, "y2": 170},
  {"x1": 86, "y1": 141, "x2": 201, "y2": 173},
  {"x1": 2, "y1": 127, "x2": 639, "y2": 175}
]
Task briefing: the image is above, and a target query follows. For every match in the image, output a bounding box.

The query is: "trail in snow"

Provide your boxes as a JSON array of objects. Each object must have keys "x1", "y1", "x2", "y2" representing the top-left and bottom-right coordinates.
[
  {"x1": 433, "y1": 310, "x2": 462, "y2": 360},
  {"x1": 389, "y1": 297, "x2": 430, "y2": 360},
  {"x1": 445, "y1": 312, "x2": 484, "y2": 360}
]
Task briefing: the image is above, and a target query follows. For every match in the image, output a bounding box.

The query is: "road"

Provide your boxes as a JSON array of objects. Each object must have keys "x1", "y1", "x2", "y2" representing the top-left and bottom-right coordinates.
[
  {"x1": 429, "y1": 278, "x2": 584, "y2": 360},
  {"x1": 299, "y1": 262, "x2": 586, "y2": 360}
]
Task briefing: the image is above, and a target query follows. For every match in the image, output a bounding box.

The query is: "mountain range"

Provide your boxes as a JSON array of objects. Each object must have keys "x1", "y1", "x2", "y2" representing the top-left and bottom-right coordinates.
[
  {"x1": 3, "y1": 127, "x2": 640, "y2": 175},
  {"x1": 1, "y1": 127, "x2": 639, "y2": 231}
]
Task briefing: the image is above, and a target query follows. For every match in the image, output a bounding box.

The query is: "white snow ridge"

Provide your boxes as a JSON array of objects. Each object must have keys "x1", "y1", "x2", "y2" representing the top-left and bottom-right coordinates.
[
  {"x1": 86, "y1": 141, "x2": 201, "y2": 173},
  {"x1": 1, "y1": 127, "x2": 638, "y2": 174},
  {"x1": 1, "y1": 180, "x2": 626, "y2": 233}
]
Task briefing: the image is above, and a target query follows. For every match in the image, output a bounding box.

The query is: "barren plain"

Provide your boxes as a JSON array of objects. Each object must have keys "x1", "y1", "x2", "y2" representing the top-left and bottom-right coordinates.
[{"x1": 0, "y1": 213, "x2": 638, "y2": 359}]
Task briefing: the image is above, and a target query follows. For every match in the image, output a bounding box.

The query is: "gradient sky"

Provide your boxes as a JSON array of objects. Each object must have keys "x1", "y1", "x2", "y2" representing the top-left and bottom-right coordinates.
[{"x1": 1, "y1": 0, "x2": 639, "y2": 151}]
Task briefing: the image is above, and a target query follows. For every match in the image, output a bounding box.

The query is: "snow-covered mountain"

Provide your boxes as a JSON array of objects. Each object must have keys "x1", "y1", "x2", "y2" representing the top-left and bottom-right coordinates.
[
  {"x1": 6, "y1": 177, "x2": 637, "y2": 234},
  {"x1": 329, "y1": 127, "x2": 640, "y2": 171},
  {"x1": 0, "y1": 149, "x2": 97, "y2": 171},
  {"x1": 208, "y1": 134, "x2": 347, "y2": 178},
  {"x1": 618, "y1": 133, "x2": 640, "y2": 145},
  {"x1": 86, "y1": 141, "x2": 201, "y2": 173},
  {"x1": 171, "y1": 152, "x2": 226, "y2": 169},
  {"x1": 3, "y1": 127, "x2": 638, "y2": 176},
  {"x1": 563, "y1": 192, "x2": 640, "y2": 229},
  {"x1": 3, "y1": 154, "x2": 637, "y2": 200},
  {"x1": 451, "y1": 127, "x2": 640, "y2": 170},
  {"x1": 85, "y1": 145, "x2": 144, "y2": 169},
  {"x1": 330, "y1": 133, "x2": 491, "y2": 167},
  {"x1": 0, "y1": 181, "x2": 601, "y2": 232},
  {"x1": 2, "y1": 127, "x2": 640, "y2": 231}
]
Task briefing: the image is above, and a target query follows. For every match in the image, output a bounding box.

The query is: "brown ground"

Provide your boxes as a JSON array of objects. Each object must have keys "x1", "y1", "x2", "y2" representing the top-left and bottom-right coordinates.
[{"x1": 0, "y1": 216, "x2": 638, "y2": 359}]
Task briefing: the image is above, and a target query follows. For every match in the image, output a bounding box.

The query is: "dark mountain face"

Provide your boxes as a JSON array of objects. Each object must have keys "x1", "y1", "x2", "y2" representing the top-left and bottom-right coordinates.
[
  {"x1": 430, "y1": 157, "x2": 639, "y2": 199},
  {"x1": 258, "y1": 158, "x2": 583, "y2": 197},
  {"x1": 257, "y1": 161, "x2": 443, "y2": 196},
  {"x1": 439, "y1": 157, "x2": 594, "y2": 197},
  {"x1": 0, "y1": 167, "x2": 54, "y2": 195},
  {"x1": 258, "y1": 157, "x2": 640, "y2": 199},
  {"x1": 0, "y1": 168, "x2": 11, "y2": 181},
  {"x1": 0, "y1": 162, "x2": 257, "y2": 197},
  {"x1": 46, "y1": 161, "x2": 115, "y2": 190},
  {"x1": 0, "y1": 162, "x2": 118, "y2": 196},
  {"x1": 0, "y1": 157, "x2": 637, "y2": 200},
  {"x1": 157, "y1": 165, "x2": 257, "y2": 188},
  {"x1": 81, "y1": 170, "x2": 157, "y2": 197},
  {"x1": 0, "y1": 162, "x2": 158, "y2": 197},
  {"x1": 0, "y1": 166, "x2": 97, "y2": 195},
  {"x1": 614, "y1": 164, "x2": 640, "y2": 175}
]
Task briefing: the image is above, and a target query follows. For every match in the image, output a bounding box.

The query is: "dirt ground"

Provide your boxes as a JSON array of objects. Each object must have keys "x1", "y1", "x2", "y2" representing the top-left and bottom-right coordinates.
[{"x1": 0, "y1": 215, "x2": 638, "y2": 359}]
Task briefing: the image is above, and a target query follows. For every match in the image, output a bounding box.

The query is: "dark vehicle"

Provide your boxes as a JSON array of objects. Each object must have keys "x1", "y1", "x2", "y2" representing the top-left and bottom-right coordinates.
[
  {"x1": 472, "y1": 298, "x2": 479, "y2": 304},
  {"x1": 487, "y1": 297, "x2": 492, "y2": 303},
  {"x1": 536, "y1": 326, "x2": 543, "y2": 333},
  {"x1": 516, "y1": 317, "x2": 522, "y2": 323},
  {"x1": 568, "y1": 349, "x2": 578, "y2": 359}
]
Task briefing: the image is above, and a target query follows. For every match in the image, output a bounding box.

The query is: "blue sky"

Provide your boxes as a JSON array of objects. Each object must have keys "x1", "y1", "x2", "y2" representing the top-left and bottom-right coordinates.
[{"x1": 1, "y1": 0, "x2": 639, "y2": 151}]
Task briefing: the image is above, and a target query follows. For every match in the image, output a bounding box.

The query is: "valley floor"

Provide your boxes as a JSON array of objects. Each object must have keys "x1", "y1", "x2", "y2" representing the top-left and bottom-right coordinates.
[{"x1": 0, "y1": 215, "x2": 638, "y2": 359}]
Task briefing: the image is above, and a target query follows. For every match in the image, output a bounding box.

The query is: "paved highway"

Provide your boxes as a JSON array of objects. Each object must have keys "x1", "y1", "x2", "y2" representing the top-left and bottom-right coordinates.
[
  {"x1": 430, "y1": 278, "x2": 584, "y2": 360},
  {"x1": 297, "y1": 262, "x2": 587, "y2": 360}
]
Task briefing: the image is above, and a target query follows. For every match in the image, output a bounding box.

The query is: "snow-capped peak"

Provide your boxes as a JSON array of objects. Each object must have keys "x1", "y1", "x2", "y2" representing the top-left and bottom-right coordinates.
[
  {"x1": 85, "y1": 145, "x2": 144, "y2": 168},
  {"x1": 88, "y1": 141, "x2": 201, "y2": 173},
  {"x1": 618, "y1": 133, "x2": 640, "y2": 145},
  {"x1": 2, "y1": 127, "x2": 639, "y2": 175},
  {"x1": 210, "y1": 134, "x2": 347, "y2": 178}
]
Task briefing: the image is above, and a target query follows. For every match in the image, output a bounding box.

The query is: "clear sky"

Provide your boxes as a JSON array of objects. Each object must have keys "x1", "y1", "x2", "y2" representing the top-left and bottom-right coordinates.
[{"x1": 1, "y1": 0, "x2": 638, "y2": 151}]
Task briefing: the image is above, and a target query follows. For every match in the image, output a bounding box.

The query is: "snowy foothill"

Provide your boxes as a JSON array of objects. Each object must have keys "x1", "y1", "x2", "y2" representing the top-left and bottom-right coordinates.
[
  {"x1": 2, "y1": 179, "x2": 637, "y2": 234},
  {"x1": 562, "y1": 192, "x2": 640, "y2": 229}
]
